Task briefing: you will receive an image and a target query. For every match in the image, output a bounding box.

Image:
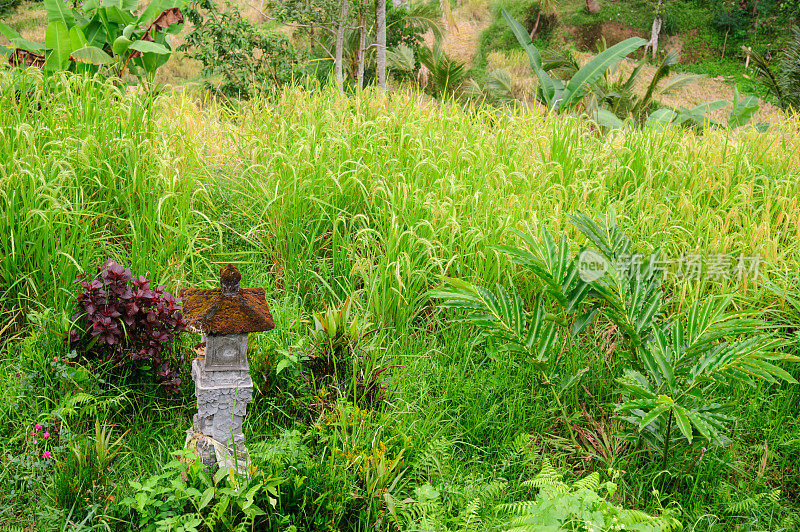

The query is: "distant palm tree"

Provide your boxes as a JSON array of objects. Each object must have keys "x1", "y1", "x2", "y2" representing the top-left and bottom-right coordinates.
[{"x1": 745, "y1": 26, "x2": 800, "y2": 111}]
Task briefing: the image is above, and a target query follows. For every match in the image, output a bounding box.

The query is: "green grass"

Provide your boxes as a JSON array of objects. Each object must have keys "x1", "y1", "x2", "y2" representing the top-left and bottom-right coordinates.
[{"x1": 2, "y1": 69, "x2": 800, "y2": 530}]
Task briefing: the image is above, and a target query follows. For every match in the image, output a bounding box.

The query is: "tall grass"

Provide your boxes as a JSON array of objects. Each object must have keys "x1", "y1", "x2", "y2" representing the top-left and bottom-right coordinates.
[
  {"x1": 0, "y1": 69, "x2": 215, "y2": 331},
  {"x1": 173, "y1": 86, "x2": 800, "y2": 328},
  {"x1": 3, "y1": 71, "x2": 800, "y2": 332}
]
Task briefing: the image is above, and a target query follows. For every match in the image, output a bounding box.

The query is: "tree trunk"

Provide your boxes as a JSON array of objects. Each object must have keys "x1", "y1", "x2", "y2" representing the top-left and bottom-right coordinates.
[
  {"x1": 376, "y1": 0, "x2": 386, "y2": 88},
  {"x1": 336, "y1": 0, "x2": 349, "y2": 92},
  {"x1": 646, "y1": 12, "x2": 663, "y2": 58},
  {"x1": 357, "y1": 0, "x2": 367, "y2": 91},
  {"x1": 530, "y1": 10, "x2": 541, "y2": 40}
]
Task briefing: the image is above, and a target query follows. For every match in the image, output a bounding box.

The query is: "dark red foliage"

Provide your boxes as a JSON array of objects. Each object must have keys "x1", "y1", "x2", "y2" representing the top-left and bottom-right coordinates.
[{"x1": 70, "y1": 260, "x2": 186, "y2": 395}]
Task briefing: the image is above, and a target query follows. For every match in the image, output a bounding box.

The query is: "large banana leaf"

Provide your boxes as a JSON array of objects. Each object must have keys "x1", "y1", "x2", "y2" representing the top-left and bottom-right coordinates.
[
  {"x1": 728, "y1": 88, "x2": 760, "y2": 129},
  {"x1": 592, "y1": 108, "x2": 624, "y2": 129},
  {"x1": 561, "y1": 37, "x2": 647, "y2": 110},
  {"x1": 128, "y1": 40, "x2": 171, "y2": 54},
  {"x1": 501, "y1": 9, "x2": 542, "y2": 70},
  {"x1": 645, "y1": 108, "x2": 678, "y2": 128},
  {"x1": 69, "y1": 25, "x2": 88, "y2": 50},
  {"x1": 71, "y1": 45, "x2": 114, "y2": 65},
  {"x1": 44, "y1": 0, "x2": 76, "y2": 26},
  {"x1": 501, "y1": 9, "x2": 565, "y2": 108},
  {"x1": 1, "y1": 22, "x2": 45, "y2": 54},
  {"x1": 44, "y1": 21, "x2": 73, "y2": 71},
  {"x1": 0, "y1": 21, "x2": 22, "y2": 41}
]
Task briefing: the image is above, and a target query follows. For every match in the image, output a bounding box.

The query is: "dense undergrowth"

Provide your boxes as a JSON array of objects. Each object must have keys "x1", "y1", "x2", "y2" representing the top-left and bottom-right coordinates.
[{"x1": 2, "y1": 69, "x2": 800, "y2": 530}]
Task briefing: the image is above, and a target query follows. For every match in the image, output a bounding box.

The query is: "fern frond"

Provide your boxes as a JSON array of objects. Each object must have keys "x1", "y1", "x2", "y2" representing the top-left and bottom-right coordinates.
[{"x1": 572, "y1": 471, "x2": 600, "y2": 491}]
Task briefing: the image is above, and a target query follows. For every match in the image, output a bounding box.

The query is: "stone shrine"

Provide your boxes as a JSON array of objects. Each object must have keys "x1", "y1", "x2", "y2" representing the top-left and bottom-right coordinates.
[{"x1": 180, "y1": 264, "x2": 274, "y2": 472}]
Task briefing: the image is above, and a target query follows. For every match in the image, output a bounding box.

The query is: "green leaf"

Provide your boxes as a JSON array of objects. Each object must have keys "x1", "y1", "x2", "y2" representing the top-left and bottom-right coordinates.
[
  {"x1": 275, "y1": 358, "x2": 290, "y2": 374},
  {"x1": 561, "y1": 37, "x2": 647, "y2": 110},
  {"x1": 81, "y1": 20, "x2": 107, "y2": 47},
  {"x1": 638, "y1": 403, "x2": 669, "y2": 430},
  {"x1": 44, "y1": 21, "x2": 72, "y2": 71},
  {"x1": 113, "y1": 35, "x2": 133, "y2": 57},
  {"x1": 593, "y1": 109, "x2": 624, "y2": 129},
  {"x1": 571, "y1": 307, "x2": 599, "y2": 337},
  {"x1": 128, "y1": 39, "x2": 171, "y2": 54},
  {"x1": 501, "y1": 9, "x2": 542, "y2": 70},
  {"x1": 690, "y1": 100, "x2": 729, "y2": 115},
  {"x1": 728, "y1": 88, "x2": 760, "y2": 129},
  {"x1": 44, "y1": 0, "x2": 76, "y2": 26},
  {"x1": 198, "y1": 487, "x2": 215, "y2": 510},
  {"x1": 70, "y1": 45, "x2": 114, "y2": 65},
  {"x1": 69, "y1": 25, "x2": 88, "y2": 50},
  {"x1": 645, "y1": 108, "x2": 678, "y2": 128},
  {"x1": 673, "y1": 406, "x2": 693, "y2": 444},
  {"x1": 0, "y1": 22, "x2": 22, "y2": 41},
  {"x1": 11, "y1": 37, "x2": 45, "y2": 52}
]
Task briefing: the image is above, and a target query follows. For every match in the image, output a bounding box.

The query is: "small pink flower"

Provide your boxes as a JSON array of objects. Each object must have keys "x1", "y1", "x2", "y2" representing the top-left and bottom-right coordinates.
[
  {"x1": 34, "y1": 424, "x2": 42, "y2": 431},
  {"x1": 42, "y1": 451, "x2": 51, "y2": 459},
  {"x1": 43, "y1": 432, "x2": 51, "y2": 440},
  {"x1": 32, "y1": 440, "x2": 38, "y2": 445}
]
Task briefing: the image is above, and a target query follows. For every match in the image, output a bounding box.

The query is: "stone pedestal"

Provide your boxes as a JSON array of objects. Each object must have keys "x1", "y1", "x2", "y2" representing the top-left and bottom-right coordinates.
[
  {"x1": 179, "y1": 264, "x2": 274, "y2": 476},
  {"x1": 185, "y1": 346, "x2": 253, "y2": 473}
]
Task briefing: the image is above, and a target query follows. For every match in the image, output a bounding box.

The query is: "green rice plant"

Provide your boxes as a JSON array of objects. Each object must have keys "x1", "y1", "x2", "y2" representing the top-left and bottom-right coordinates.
[{"x1": 0, "y1": 70, "x2": 217, "y2": 333}]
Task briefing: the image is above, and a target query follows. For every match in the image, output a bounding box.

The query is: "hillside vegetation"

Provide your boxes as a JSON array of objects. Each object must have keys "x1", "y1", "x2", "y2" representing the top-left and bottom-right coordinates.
[{"x1": 1, "y1": 69, "x2": 800, "y2": 529}]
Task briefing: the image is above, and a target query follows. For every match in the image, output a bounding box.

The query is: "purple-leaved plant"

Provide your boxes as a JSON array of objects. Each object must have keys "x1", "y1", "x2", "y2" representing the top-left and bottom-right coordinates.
[{"x1": 70, "y1": 260, "x2": 186, "y2": 395}]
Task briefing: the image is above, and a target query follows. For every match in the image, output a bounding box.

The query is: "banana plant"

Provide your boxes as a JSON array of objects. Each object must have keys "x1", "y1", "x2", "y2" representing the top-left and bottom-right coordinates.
[
  {"x1": 588, "y1": 50, "x2": 701, "y2": 127},
  {"x1": 643, "y1": 88, "x2": 764, "y2": 130},
  {"x1": 1, "y1": 0, "x2": 185, "y2": 82},
  {"x1": 502, "y1": 9, "x2": 646, "y2": 111}
]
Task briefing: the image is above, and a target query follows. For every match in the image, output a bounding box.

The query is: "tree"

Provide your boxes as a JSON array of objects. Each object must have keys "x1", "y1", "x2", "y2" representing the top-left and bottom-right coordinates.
[
  {"x1": 376, "y1": 0, "x2": 386, "y2": 87},
  {"x1": 530, "y1": 0, "x2": 558, "y2": 40},
  {"x1": 357, "y1": 0, "x2": 368, "y2": 90},
  {"x1": 645, "y1": 0, "x2": 666, "y2": 58},
  {"x1": 335, "y1": 0, "x2": 349, "y2": 90}
]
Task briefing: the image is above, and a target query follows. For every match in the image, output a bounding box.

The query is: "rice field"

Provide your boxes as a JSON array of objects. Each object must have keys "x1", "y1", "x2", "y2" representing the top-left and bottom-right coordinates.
[{"x1": 2, "y1": 69, "x2": 800, "y2": 530}]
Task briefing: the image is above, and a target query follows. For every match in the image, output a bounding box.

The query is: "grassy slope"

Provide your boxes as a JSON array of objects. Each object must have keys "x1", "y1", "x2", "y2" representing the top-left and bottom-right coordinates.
[{"x1": 2, "y1": 71, "x2": 800, "y2": 528}]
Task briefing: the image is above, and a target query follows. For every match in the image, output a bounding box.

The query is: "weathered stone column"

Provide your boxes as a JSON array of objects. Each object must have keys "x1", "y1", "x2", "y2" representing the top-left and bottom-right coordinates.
[{"x1": 180, "y1": 264, "x2": 274, "y2": 473}]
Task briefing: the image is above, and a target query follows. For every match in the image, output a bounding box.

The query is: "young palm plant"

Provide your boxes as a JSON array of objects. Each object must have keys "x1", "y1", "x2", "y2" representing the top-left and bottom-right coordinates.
[
  {"x1": 588, "y1": 50, "x2": 701, "y2": 127},
  {"x1": 417, "y1": 42, "x2": 468, "y2": 98},
  {"x1": 745, "y1": 26, "x2": 800, "y2": 111},
  {"x1": 437, "y1": 212, "x2": 798, "y2": 470}
]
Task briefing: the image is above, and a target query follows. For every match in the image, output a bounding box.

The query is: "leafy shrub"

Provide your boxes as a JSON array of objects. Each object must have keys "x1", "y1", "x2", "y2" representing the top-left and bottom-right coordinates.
[
  {"x1": 299, "y1": 299, "x2": 391, "y2": 416},
  {"x1": 0, "y1": 0, "x2": 185, "y2": 83},
  {"x1": 122, "y1": 449, "x2": 280, "y2": 531},
  {"x1": 69, "y1": 260, "x2": 186, "y2": 395},
  {"x1": 712, "y1": 7, "x2": 749, "y2": 41},
  {"x1": 498, "y1": 458, "x2": 682, "y2": 531},
  {"x1": 182, "y1": 0, "x2": 300, "y2": 98}
]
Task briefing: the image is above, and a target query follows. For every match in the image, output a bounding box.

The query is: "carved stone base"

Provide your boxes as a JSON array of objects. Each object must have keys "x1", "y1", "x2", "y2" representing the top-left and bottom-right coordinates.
[{"x1": 186, "y1": 356, "x2": 253, "y2": 475}]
